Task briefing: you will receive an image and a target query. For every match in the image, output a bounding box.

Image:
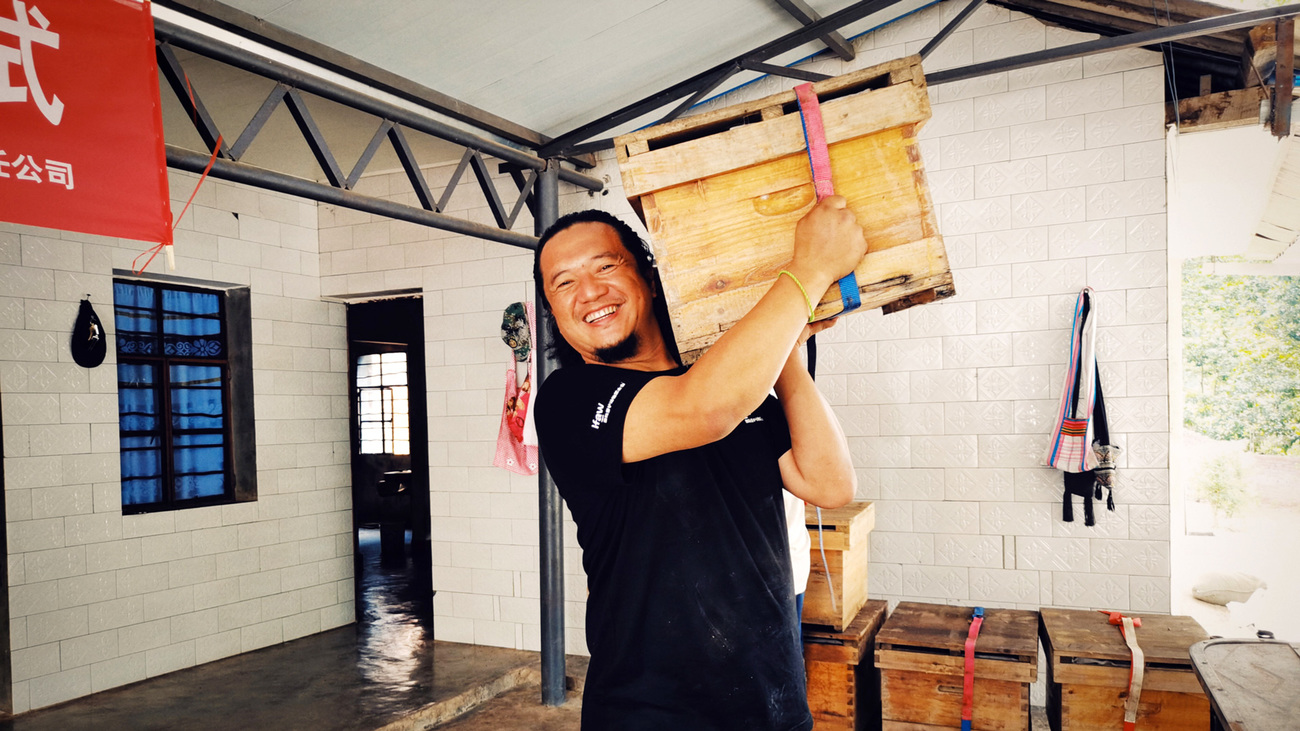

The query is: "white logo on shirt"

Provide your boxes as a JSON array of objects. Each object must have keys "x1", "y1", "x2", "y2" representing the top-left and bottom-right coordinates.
[
  {"x1": 744, "y1": 416, "x2": 764, "y2": 424},
  {"x1": 591, "y1": 382, "x2": 626, "y2": 430}
]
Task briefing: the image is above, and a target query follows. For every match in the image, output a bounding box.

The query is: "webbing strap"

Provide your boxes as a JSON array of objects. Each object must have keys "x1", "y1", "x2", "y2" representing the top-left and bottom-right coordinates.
[
  {"x1": 1120, "y1": 616, "x2": 1145, "y2": 731},
  {"x1": 793, "y1": 82, "x2": 861, "y2": 316},
  {"x1": 961, "y1": 606, "x2": 985, "y2": 731}
]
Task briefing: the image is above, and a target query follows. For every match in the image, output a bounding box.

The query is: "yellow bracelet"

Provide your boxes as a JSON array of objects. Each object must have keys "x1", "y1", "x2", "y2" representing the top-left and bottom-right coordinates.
[{"x1": 778, "y1": 269, "x2": 815, "y2": 323}]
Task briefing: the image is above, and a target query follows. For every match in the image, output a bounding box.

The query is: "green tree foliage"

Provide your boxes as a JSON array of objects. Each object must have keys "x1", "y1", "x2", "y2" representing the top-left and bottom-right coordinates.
[
  {"x1": 1182, "y1": 259, "x2": 1300, "y2": 455},
  {"x1": 1196, "y1": 454, "x2": 1249, "y2": 518}
]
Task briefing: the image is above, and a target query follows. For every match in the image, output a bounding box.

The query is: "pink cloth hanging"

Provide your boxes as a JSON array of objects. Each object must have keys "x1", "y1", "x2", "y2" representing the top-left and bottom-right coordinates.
[{"x1": 494, "y1": 302, "x2": 538, "y2": 475}]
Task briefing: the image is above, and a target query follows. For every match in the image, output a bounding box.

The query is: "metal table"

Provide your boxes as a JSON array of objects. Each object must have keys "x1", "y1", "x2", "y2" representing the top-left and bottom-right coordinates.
[{"x1": 1190, "y1": 638, "x2": 1300, "y2": 730}]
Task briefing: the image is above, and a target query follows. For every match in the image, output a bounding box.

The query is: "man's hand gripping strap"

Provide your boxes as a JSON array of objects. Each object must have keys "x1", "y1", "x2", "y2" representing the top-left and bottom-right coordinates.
[{"x1": 794, "y1": 83, "x2": 861, "y2": 316}]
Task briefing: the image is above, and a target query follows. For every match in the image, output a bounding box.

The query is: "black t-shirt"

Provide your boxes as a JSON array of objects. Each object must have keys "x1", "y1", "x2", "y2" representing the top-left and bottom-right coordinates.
[{"x1": 535, "y1": 363, "x2": 811, "y2": 731}]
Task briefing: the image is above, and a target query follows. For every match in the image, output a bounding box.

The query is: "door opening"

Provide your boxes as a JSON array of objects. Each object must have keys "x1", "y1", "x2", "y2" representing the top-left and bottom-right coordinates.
[{"x1": 346, "y1": 297, "x2": 433, "y2": 632}]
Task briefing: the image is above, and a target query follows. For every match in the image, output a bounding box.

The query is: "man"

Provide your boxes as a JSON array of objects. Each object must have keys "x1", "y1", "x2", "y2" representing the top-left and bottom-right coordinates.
[{"x1": 533, "y1": 196, "x2": 865, "y2": 730}]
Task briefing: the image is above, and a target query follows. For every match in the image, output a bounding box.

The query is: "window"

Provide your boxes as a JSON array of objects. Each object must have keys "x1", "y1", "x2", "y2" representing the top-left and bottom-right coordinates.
[
  {"x1": 113, "y1": 277, "x2": 256, "y2": 513},
  {"x1": 355, "y1": 352, "x2": 409, "y2": 455}
]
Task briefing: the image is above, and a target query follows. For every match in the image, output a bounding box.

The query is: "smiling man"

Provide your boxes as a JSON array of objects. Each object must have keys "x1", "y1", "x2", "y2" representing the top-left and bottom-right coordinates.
[{"x1": 533, "y1": 197, "x2": 866, "y2": 731}]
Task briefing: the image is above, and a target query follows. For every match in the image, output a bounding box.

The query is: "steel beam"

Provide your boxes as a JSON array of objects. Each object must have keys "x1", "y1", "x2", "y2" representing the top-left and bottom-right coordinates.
[
  {"x1": 929, "y1": 4, "x2": 1300, "y2": 86},
  {"x1": 538, "y1": 0, "x2": 911, "y2": 157},
  {"x1": 345, "y1": 121, "x2": 393, "y2": 190},
  {"x1": 534, "y1": 162, "x2": 566, "y2": 707},
  {"x1": 156, "y1": 42, "x2": 229, "y2": 159},
  {"x1": 154, "y1": 18, "x2": 603, "y2": 193},
  {"x1": 386, "y1": 124, "x2": 438, "y2": 211},
  {"x1": 166, "y1": 146, "x2": 539, "y2": 249},
  {"x1": 229, "y1": 84, "x2": 289, "y2": 161},
  {"x1": 739, "y1": 59, "x2": 832, "y2": 82},
  {"x1": 655, "y1": 65, "x2": 743, "y2": 126},
  {"x1": 153, "y1": 0, "x2": 548, "y2": 149},
  {"x1": 283, "y1": 88, "x2": 346, "y2": 188},
  {"x1": 919, "y1": 0, "x2": 987, "y2": 60},
  {"x1": 773, "y1": 0, "x2": 857, "y2": 61}
]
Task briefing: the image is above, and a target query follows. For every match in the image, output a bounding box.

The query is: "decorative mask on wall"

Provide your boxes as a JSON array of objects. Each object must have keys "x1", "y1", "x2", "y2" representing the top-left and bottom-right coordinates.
[{"x1": 500, "y1": 301, "x2": 530, "y2": 363}]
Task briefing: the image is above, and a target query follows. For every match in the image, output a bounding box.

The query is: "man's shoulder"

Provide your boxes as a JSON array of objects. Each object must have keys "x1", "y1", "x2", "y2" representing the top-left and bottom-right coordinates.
[
  {"x1": 537, "y1": 364, "x2": 634, "y2": 423},
  {"x1": 536, "y1": 363, "x2": 682, "y2": 431},
  {"x1": 540, "y1": 362, "x2": 683, "y2": 395}
]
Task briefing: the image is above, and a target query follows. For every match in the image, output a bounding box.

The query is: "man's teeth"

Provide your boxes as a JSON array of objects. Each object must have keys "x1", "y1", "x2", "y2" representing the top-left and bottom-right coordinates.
[{"x1": 585, "y1": 306, "x2": 616, "y2": 323}]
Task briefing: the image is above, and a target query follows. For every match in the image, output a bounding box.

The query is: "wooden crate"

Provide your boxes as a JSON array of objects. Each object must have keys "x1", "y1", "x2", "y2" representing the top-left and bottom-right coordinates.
[
  {"x1": 875, "y1": 602, "x2": 1039, "y2": 731},
  {"x1": 1040, "y1": 607, "x2": 1211, "y2": 731},
  {"x1": 803, "y1": 501, "x2": 874, "y2": 631},
  {"x1": 804, "y1": 599, "x2": 889, "y2": 731},
  {"x1": 613, "y1": 54, "x2": 953, "y2": 364}
]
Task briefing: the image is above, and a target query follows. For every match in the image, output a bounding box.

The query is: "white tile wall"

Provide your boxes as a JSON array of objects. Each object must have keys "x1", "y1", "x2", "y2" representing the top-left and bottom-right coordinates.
[
  {"x1": 1, "y1": 171, "x2": 351, "y2": 712},
  {"x1": 312, "y1": 0, "x2": 1171, "y2": 668}
]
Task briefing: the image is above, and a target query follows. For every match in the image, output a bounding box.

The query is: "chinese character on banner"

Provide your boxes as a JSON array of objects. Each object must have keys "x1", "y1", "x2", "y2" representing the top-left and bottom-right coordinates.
[
  {"x1": 0, "y1": 0, "x2": 171, "y2": 245},
  {"x1": 0, "y1": 0, "x2": 65, "y2": 125}
]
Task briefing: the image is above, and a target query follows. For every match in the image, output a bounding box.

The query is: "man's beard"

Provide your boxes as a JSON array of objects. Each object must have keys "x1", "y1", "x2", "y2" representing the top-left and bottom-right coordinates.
[{"x1": 594, "y1": 332, "x2": 640, "y2": 364}]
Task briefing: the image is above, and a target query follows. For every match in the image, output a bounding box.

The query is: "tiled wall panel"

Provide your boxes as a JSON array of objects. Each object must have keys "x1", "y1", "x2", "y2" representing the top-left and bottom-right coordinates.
[{"x1": 2, "y1": 172, "x2": 350, "y2": 712}]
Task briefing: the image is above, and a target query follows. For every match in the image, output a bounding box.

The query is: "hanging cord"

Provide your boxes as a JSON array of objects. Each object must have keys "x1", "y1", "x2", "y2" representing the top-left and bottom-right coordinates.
[
  {"x1": 1152, "y1": 0, "x2": 1181, "y2": 130},
  {"x1": 804, "y1": 334, "x2": 838, "y2": 614},
  {"x1": 134, "y1": 73, "x2": 221, "y2": 274}
]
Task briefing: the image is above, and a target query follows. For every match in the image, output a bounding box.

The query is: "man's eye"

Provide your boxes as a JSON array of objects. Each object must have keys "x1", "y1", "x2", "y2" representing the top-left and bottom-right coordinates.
[
  {"x1": 599, "y1": 263, "x2": 616, "y2": 272},
  {"x1": 555, "y1": 280, "x2": 574, "y2": 289}
]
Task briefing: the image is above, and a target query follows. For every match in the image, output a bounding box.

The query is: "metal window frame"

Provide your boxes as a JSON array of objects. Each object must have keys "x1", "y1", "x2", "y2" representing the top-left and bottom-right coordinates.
[
  {"x1": 354, "y1": 353, "x2": 412, "y2": 457},
  {"x1": 114, "y1": 278, "x2": 237, "y2": 515}
]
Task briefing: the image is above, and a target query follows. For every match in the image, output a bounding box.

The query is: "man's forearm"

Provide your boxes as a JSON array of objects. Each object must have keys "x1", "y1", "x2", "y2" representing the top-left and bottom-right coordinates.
[
  {"x1": 682, "y1": 265, "x2": 834, "y2": 427},
  {"x1": 775, "y1": 346, "x2": 855, "y2": 508}
]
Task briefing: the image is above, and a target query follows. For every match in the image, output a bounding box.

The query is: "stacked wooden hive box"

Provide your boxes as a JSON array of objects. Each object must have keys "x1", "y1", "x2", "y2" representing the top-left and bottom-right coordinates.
[
  {"x1": 801, "y1": 502, "x2": 880, "y2": 731},
  {"x1": 614, "y1": 54, "x2": 954, "y2": 364}
]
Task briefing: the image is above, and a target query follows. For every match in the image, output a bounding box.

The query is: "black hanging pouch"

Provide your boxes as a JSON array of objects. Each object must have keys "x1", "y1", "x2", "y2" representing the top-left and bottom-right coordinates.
[{"x1": 71, "y1": 298, "x2": 107, "y2": 368}]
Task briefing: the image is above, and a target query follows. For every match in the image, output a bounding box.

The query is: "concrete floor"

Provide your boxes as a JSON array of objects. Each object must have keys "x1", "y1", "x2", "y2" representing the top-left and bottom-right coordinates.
[
  {"x1": 0, "y1": 529, "x2": 575, "y2": 731},
  {"x1": 0, "y1": 628, "x2": 559, "y2": 731},
  {"x1": 0, "y1": 530, "x2": 1046, "y2": 729}
]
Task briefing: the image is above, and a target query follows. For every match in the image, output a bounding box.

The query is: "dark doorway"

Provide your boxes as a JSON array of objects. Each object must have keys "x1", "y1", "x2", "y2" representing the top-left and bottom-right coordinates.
[{"x1": 346, "y1": 297, "x2": 433, "y2": 633}]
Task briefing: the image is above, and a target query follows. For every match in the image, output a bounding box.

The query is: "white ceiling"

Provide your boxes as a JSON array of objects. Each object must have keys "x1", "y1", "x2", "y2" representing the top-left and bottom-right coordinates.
[{"x1": 205, "y1": 0, "x2": 906, "y2": 139}]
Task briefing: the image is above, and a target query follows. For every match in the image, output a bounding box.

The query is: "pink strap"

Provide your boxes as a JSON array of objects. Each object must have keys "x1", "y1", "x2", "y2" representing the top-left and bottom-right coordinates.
[
  {"x1": 794, "y1": 83, "x2": 835, "y2": 200},
  {"x1": 961, "y1": 607, "x2": 984, "y2": 731},
  {"x1": 794, "y1": 83, "x2": 862, "y2": 316}
]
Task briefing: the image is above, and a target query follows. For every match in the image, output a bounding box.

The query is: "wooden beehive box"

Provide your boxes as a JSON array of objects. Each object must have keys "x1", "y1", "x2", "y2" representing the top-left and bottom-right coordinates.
[
  {"x1": 876, "y1": 602, "x2": 1039, "y2": 731},
  {"x1": 804, "y1": 599, "x2": 889, "y2": 731},
  {"x1": 803, "y1": 501, "x2": 874, "y2": 631},
  {"x1": 614, "y1": 54, "x2": 953, "y2": 364},
  {"x1": 1040, "y1": 607, "x2": 1211, "y2": 731}
]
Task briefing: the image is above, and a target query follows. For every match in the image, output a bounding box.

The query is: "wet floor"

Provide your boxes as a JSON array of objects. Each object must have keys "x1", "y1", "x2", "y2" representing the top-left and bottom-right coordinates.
[{"x1": 0, "y1": 528, "x2": 545, "y2": 731}]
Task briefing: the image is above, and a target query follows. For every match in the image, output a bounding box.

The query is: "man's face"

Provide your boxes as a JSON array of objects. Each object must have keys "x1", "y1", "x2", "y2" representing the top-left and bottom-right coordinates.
[{"x1": 539, "y1": 222, "x2": 660, "y2": 365}]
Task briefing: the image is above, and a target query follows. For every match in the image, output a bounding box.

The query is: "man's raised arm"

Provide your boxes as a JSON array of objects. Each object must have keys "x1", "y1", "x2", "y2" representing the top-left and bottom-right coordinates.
[{"x1": 622, "y1": 196, "x2": 867, "y2": 463}]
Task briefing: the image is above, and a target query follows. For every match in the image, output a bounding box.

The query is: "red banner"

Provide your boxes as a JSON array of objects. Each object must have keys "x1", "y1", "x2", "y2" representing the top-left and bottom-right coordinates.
[{"x1": 0, "y1": 0, "x2": 172, "y2": 244}]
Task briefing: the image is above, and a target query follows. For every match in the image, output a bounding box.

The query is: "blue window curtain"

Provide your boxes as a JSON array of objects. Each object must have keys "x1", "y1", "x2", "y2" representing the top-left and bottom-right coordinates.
[
  {"x1": 114, "y1": 281, "x2": 230, "y2": 510},
  {"x1": 117, "y1": 362, "x2": 162, "y2": 506}
]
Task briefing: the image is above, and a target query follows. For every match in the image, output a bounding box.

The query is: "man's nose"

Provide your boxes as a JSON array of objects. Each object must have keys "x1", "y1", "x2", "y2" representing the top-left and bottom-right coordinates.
[{"x1": 575, "y1": 274, "x2": 608, "y2": 301}]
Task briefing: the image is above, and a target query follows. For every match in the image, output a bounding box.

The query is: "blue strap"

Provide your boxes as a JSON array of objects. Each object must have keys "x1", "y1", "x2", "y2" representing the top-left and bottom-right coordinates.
[{"x1": 837, "y1": 272, "x2": 861, "y2": 315}]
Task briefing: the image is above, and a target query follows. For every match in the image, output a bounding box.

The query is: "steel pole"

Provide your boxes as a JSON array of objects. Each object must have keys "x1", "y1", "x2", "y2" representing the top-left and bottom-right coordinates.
[{"x1": 534, "y1": 161, "x2": 566, "y2": 706}]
